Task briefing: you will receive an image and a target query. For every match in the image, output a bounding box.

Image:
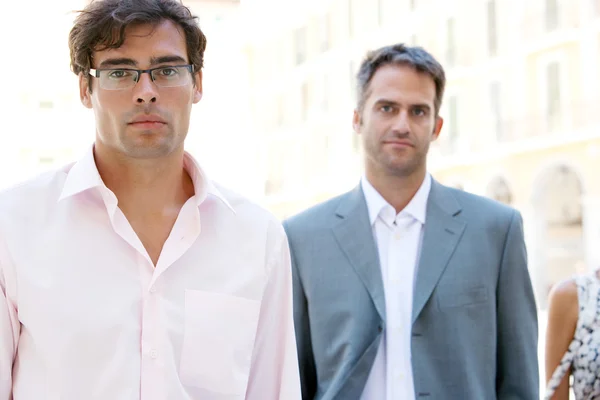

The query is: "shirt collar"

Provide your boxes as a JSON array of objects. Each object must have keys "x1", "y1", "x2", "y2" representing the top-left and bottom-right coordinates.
[
  {"x1": 59, "y1": 145, "x2": 235, "y2": 214},
  {"x1": 361, "y1": 173, "x2": 432, "y2": 226}
]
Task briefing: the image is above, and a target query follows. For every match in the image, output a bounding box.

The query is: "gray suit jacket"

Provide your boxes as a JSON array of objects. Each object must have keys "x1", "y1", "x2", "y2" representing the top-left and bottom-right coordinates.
[{"x1": 283, "y1": 180, "x2": 539, "y2": 400}]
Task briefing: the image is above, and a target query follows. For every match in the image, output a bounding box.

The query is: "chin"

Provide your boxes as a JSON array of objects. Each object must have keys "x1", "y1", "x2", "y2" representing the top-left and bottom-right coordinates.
[{"x1": 386, "y1": 161, "x2": 420, "y2": 176}]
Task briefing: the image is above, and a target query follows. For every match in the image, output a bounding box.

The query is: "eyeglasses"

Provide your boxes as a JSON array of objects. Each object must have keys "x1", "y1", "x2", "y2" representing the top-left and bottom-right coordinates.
[{"x1": 88, "y1": 65, "x2": 194, "y2": 90}]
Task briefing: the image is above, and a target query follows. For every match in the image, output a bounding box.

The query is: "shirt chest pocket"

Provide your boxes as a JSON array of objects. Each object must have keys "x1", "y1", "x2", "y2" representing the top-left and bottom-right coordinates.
[
  {"x1": 436, "y1": 284, "x2": 489, "y2": 309},
  {"x1": 179, "y1": 289, "x2": 261, "y2": 396}
]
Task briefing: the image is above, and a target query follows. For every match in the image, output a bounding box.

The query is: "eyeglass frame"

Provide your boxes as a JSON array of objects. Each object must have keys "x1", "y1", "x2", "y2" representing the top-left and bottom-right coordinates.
[{"x1": 88, "y1": 64, "x2": 195, "y2": 90}]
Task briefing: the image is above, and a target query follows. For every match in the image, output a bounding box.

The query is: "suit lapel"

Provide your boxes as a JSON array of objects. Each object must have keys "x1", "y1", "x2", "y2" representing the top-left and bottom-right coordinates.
[
  {"x1": 332, "y1": 185, "x2": 386, "y2": 322},
  {"x1": 412, "y1": 181, "x2": 466, "y2": 324}
]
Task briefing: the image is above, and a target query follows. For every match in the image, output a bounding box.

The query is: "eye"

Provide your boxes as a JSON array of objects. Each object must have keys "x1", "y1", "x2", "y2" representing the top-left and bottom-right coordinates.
[
  {"x1": 107, "y1": 69, "x2": 132, "y2": 79},
  {"x1": 158, "y1": 67, "x2": 179, "y2": 77},
  {"x1": 412, "y1": 107, "x2": 427, "y2": 116},
  {"x1": 380, "y1": 105, "x2": 394, "y2": 113}
]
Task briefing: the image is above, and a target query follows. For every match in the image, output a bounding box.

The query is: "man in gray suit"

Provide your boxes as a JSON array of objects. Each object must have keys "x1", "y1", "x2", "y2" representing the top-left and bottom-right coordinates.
[{"x1": 283, "y1": 44, "x2": 539, "y2": 399}]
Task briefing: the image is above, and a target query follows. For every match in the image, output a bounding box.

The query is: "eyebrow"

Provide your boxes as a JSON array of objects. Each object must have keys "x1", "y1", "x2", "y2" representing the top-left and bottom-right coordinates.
[
  {"x1": 98, "y1": 55, "x2": 188, "y2": 68},
  {"x1": 373, "y1": 98, "x2": 398, "y2": 106},
  {"x1": 374, "y1": 99, "x2": 431, "y2": 110}
]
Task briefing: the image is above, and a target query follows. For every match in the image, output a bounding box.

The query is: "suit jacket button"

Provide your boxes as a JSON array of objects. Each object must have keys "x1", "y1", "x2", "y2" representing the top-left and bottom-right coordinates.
[{"x1": 378, "y1": 325, "x2": 383, "y2": 333}]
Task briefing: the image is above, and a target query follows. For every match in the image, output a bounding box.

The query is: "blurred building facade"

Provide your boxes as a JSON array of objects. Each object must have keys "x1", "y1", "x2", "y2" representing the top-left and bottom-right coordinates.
[{"x1": 243, "y1": 0, "x2": 600, "y2": 308}]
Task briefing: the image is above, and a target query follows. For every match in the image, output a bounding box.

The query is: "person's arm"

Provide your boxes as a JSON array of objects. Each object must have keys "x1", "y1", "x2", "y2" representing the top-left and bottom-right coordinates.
[
  {"x1": 0, "y1": 236, "x2": 18, "y2": 399},
  {"x1": 285, "y1": 223, "x2": 317, "y2": 400},
  {"x1": 496, "y1": 210, "x2": 539, "y2": 399},
  {"x1": 245, "y1": 226, "x2": 301, "y2": 400},
  {"x1": 544, "y1": 279, "x2": 578, "y2": 400}
]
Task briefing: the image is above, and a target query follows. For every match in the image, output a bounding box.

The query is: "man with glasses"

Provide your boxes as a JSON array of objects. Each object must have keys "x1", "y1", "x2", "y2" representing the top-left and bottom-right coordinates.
[{"x1": 0, "y1": 1, "x2": 300, "y2": 399}]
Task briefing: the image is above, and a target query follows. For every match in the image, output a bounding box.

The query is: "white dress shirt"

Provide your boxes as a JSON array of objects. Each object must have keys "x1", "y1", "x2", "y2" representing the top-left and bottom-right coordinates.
[
  {"x1": 0, "y1": 147, "x2": 301, "y2": 400},
  {"x1": 359, "y1": 174, "x2": 431, "y2": 400}
]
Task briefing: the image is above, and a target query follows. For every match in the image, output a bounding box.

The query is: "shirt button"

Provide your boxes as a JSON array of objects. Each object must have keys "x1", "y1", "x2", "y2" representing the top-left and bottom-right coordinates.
[
  {"x1": 394, "y1": 232, "x2": 401, "y2": 240},
  {"x1": 150, "y1": 349, "x2": 158, "y2": 359},
  {"x1": 149, "y1": 286, "x2": 157, "y2": 293}
]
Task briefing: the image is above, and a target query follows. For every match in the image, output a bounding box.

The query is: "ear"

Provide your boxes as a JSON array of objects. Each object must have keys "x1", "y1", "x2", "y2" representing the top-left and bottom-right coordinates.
[
  {"x1": 431, "y1": 116, "x2": 444, "y2": 141},
  {"x1": 352, "y1": 109, "x2": 362, "y2": 134},
  {"x1": 193, "y1": 70, "x2": 203, "y2": 103},
  {"x1": 79, "y1": 72, "x2": 93, "y2": 109}
]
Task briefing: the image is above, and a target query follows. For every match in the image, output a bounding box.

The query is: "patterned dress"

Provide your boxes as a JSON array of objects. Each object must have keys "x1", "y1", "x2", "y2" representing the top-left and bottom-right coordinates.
[{"x1": 545, "y1": 274, "x2": 600, "y2": 399}]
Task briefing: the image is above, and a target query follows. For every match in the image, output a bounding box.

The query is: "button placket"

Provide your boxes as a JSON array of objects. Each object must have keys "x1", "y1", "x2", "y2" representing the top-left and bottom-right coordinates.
[{"x1": 139, "y1": 254, "x2": 164, "y2": 397}]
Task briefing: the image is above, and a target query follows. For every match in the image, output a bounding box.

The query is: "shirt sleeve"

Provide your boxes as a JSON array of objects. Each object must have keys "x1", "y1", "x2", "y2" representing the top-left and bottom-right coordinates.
[
  {"x1": 245, "y1": 224, "x2": 301, "y2": 400},
  {"x1": 0, "y1": 235, "x2": 19, "y2": 399}
]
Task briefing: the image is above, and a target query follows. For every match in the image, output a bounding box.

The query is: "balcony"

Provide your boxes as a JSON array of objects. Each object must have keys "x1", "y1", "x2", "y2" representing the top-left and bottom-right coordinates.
[
  {"x1": 519, "y1": 1, "x2": 580, "y2": 44},
  {"x1": 494, "y1": 98, "x2": 600, "y2": 144}
]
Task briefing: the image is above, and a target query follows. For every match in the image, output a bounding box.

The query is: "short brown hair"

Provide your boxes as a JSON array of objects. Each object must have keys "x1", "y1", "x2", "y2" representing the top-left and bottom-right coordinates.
[
  {"x1": 356, "y1": 43, "x2": 446, "y2": 115},
  {"x1": 69, "y1": 0, "x2": 206, "y2": 86}
]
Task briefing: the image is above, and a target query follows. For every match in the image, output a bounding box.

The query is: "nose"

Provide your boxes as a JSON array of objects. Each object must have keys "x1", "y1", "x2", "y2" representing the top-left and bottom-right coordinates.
[
  {"x1": 132, "y1": 72, "x2": 158, "y2": 104},
  {"x1": 391, "y1": 110, "x2": 410, "y2": 133}
]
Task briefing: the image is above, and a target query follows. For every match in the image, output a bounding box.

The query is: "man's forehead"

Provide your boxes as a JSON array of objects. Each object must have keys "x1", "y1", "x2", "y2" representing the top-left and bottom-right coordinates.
[
  {"x1": 367, "y1": 65, "x2": 436, "y2": 103},
  {"x1": 91, "y1": 21, "x2": 187, "y2": 65}
]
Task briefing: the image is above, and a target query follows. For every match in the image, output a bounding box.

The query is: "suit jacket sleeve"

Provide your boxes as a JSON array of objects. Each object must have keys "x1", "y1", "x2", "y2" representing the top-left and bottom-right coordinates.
[
  {"x1": 496, "y1": 210, "x2": 539, "y2": 399},
  {"x1": 284, "y1": 222, "x2": 317, "y2": 400}
]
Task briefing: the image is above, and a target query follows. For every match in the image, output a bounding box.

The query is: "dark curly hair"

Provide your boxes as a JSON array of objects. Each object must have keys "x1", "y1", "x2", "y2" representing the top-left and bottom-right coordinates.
[{"x1": 69, "y1": 0, "x2": 206, "y2": 90}]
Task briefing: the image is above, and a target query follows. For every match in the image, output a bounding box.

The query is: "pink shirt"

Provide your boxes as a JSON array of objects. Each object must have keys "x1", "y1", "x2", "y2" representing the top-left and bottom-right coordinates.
[{"x1": 0, "y1": 148, "x2": 301, "y2": 400}]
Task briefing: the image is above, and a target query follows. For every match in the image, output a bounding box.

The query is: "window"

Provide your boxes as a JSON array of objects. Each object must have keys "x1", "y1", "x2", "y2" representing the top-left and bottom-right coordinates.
[
  {"x1": 594, "y1": 0, "x2": 600, "y2": 16},
  {"x1": 294, "y1": 27, "x2": 307, "y2": 65},
  {"x1": 489, "y1": 81, "x2": 502, "y2": 140},
  {"x1": 277, "y1": 94, "x2": 285, "y2": 127},
  {"x1": 320, "y1": 14, "x2": 331, "y2": 52},
  {"x1": 486, "y1": 0, "x2": 497, "y2": 56},
  {"x1": 348, "y1": 0, "x2": 354, "y2": 37},
  {"x1": 446, "y1": 18, "x2": 456, "y2": 66},
  {"x1": 322, "y1": 74, "x2": 329, "y2": 112},
  {"x1": 301, "y1": 82, "x2": 310, "y2": 121},
  {"x1": 38, "y1": 156, "x2": 55, "y2": 165},
  {"x1": 546, "y1": 61, "x2": 561, "y2": 130},
  {"x1": 545, "y1": 0, "x2": 559, "y2": 31},
  {"x1": 349, "y1": 60, "x2": 357, "y2": 103},
  {"x1": 39, "y1": 100, "x2": 54, "y2": 109},
  {"x1": 378, "y1": 0, "x2": 384, "y2": 26},
  {"x1": 447, "y1": 95, "x2": 459, "y2": 149},
  {"x1": 410, "y1": 34, "x2": 418, "y2": 46},
  {"x1": 264, "y1": 143, "x2": 286, "y2": 196}
]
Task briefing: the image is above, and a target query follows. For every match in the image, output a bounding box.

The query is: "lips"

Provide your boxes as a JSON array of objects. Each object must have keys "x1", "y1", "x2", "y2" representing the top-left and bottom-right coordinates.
[
  {"x1": 128, "y1": 114, "x2": 166, "y2": 125},
  {"x1": 384, "y1": 141, "x2": 413, "y2": 147}
]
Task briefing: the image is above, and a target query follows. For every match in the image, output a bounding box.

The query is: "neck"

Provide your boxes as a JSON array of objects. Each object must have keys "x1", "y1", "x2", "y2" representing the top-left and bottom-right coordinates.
[
  {"x1": 93, "y1": 144, "x2": 194, "y2": 215},
  {"x1": 365, "y1": 164, "x2": 427, "y2": 214}
]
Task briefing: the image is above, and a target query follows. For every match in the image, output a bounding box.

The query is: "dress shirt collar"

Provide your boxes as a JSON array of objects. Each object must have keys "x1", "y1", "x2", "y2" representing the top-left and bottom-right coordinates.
[
  {"x1": 361, "y1": 173, "x2": 431, "y2": 227},
  {"x1": 58, "y1": 145, "x2": 235, "y2": 213}
]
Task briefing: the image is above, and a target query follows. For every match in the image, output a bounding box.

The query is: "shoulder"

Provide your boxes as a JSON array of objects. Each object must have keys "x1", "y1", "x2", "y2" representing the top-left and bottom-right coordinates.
[
  {"x1": 283, "y1": 190, "x2": 351, "y2": 234},
  {"x1": 0, "y1": 166, "x2": 68, "y2": 202},
  {"x1": 447, "y1": 185, "x2": 515, "y2": 218},
  {"x1": 435, "y1": 184, "x2": 519, "y2": 232},
  {"x1": 548, "y1": 277, "x2": 579, "y2": 316},
  {"x1": 546, "y1": 277, "x2": 580, "y2": 342},
  {"x1": 0, "y1": 165, "x2": 70, "y2": 226},
  {"x1": 211, "y1": 182, "x2": 285, "y2": 237}
]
